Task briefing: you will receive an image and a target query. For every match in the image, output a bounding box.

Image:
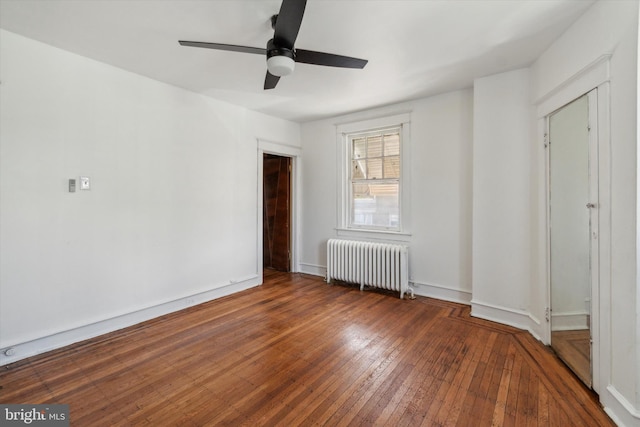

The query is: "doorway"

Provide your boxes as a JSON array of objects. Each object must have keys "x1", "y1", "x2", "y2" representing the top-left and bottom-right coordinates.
[
  {"x1": 547, "y1": 91, "x2": 597, "y2": 388},
  {"x1": 263, "y1": 153, "x2": 291, "y2": 272}
]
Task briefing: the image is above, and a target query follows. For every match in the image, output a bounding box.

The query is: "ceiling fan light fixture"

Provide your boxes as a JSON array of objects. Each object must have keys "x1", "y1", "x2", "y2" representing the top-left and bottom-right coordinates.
[
  {"x1": 267, "y1": 53, "x2": 295, "y2": 77},
  {"x1": 179, "y1": 0, "x2": 367, "y2": 89}
]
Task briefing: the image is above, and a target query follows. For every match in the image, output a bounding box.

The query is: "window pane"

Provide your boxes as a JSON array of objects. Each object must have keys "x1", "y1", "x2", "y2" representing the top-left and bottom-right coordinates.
[
  {"x1": 352, "y1": 160, "x2": 365, "y2": 179},
  {"x1": 384, "y1": 133, "x2": 400, "y2": 156},
  {"x1": 352, "y1": 183, "x2": 370, "y2": 198},
  {"x1": 383, "y1": 156, "x2": 400, "y2": 178},
  {"x1": 367, "y1": 135, "x2": 383, "y2": 158},
  {"x1": 346, "y1": 126, "x2": 403, "y2": 232},
  {"x1": 351, "y1": 182, "x2": 399, "y2": 228},
  {"x1": 367, "y1": 158, "x2": 382, "y2": 179},
  {"x1": 353, "y1": 137, "x2": 366, "y2": 159}
]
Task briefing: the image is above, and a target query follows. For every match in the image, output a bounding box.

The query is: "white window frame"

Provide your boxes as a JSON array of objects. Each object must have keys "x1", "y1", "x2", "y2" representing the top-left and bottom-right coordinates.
[
  {"x1": 347, "y1": 126, "x2": 403, "y2": 231},
  {"x1": 336, "y1": 113, "x2": 412, "y2": 241}
]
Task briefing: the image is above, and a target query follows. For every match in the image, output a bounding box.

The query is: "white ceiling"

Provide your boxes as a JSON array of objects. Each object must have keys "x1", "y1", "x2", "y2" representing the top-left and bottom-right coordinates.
[{"x1": 0, "y1": 0, "x2": 594, "y2": 122}]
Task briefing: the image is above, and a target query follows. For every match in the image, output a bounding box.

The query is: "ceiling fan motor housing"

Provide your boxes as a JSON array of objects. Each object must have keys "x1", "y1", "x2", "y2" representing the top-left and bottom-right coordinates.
[{"x1": 266, "y1": 39, "x2": 295, "y2": 76}]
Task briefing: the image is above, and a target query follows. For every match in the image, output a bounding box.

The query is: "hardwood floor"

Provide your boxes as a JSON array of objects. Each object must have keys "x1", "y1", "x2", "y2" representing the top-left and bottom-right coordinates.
[
  {"x1": 551, "y1": 329, "x2": 591, "y2": 388},
  {"x1": 1, "y1": 271, "x2": 614, "y2": 426}
]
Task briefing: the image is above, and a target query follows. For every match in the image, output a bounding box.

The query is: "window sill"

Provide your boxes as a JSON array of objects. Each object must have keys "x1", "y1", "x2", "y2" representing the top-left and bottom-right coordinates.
[{"x1": 335, "y1": 228, "x2": 412, "y2": 243}]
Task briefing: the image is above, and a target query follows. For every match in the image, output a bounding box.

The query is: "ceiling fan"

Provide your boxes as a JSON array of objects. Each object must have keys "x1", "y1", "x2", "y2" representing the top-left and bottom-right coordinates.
[{"x1": 179, "y1": 0, "x2": 368, "y2": 90}]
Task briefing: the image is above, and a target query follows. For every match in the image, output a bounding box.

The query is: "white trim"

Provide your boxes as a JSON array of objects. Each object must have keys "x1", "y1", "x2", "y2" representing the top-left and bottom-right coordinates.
[
  {"x1": 0, "y1": 275, "x2": 260, "y2": 366},
  {"x1": 636, "y1": 3, "x2": 640, "y2": 413},
  {"x1": 335, "y1": 112, "x2": 411, "y2": 134},
  {"x1": 595, "y1": 82, "x2": 611, "y2": 399},
  {"x1": 537, "y1": 116, "x2": 552, "y2": 345},
  {"x1": 535, "y1": 54, "x2": 612, "y2": 117},
  {"x1": 471, "y1": 300, "x2": 543, "y2": 342},
  {"x1": 298, "y1": 263, "x2": 326, "y2": 277},
  {"x1": 471, "y1": 300, "x2": 531, "y2": 329},
  {"x1": 587, "y1": 88, "x2": 602, "y2": 395},
  {"x1": 602, "y1": 386, "x2": 640, "y2": 426},
  {"x1": 537, "y1": 56, "x2": 611, "y2": 398},
  {"x1": 336, "y1": 113, "x2": 412, "y2": 236},
  {"x1": 529, "y1": 314, "x2": 542, "y2": 329},
  {"x1": 298, "y1": 264, "x2": 472, "y2": 306},
  {"x1": 544, "y1": 115, "x2": 552, "y2": 345},
  {"x1": 259, "y1": 139, "x2": 302, "y2": 157},
  {"x1": 335, "y1": 227, "x2": 412, "y2": 243},
  {"x1": 257, "y1": 139, "x2": 302, "y2": 274},
  {"x1": 411, "y1": 280, "x2": 472, "y2": 305},
  {"x1": 550, "y1": 311, "x2": 589, "y2": 331}
]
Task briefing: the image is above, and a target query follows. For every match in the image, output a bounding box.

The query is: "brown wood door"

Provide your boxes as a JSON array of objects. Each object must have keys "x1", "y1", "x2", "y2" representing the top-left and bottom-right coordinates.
[{"x1": 263, "y1": 154, "x2": 291, "y2": 272}]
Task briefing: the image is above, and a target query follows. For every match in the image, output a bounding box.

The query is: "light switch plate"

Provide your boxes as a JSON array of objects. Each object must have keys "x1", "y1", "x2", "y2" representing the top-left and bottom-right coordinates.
[{"x1": 80, "y1": 176, "x2": 91, "y2": 190}]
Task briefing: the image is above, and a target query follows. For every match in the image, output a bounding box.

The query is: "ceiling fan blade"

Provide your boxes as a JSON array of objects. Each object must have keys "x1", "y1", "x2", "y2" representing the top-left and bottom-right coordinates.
[
  {"x1": 179, "y1": 41, "x2": 266, "y2": 55},
  {"x1": 264, "y1": 71, "x2": 281, "y2": 90},
  {"x1": 295, "y1": 49, "x2": 368, "y2": 69},
  {"x1": 273, "y1": 0, "x2": 307, "y2": 48}
]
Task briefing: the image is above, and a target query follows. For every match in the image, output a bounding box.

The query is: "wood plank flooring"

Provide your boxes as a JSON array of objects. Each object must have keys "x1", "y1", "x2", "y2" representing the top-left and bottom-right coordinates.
[
  {"x1": 1, "y1": 271, "x2": 614, "y2": 426},
  {"x1": 551, "y1": 329, "x2": 591, "y2": 388}
]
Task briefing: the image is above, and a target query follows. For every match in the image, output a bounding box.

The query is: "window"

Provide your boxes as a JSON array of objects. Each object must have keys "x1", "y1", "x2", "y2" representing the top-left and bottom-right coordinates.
[
  {"x1": 349, "y1": 128, "x2": 401, "y2": 230},
  {"x1": 336, "y1": 112, "x2": 411, "y2": 237}
]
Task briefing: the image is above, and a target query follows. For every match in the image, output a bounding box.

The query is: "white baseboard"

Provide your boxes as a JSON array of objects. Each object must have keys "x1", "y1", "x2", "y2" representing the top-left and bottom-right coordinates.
[
  {"x1": 411, "y1": 280, "x2": 472, "y2": 305},
  {"x1": 550, "y1": 311, "x2": 589, "y2": 331},
  {"x1": 471, "y1": 300, "x2": 543, "y2": 341},
  {"x1": 0, "y1": 275, "x2": 261, "y2": 366},
  {"x1": 298, "y1": 266, "x2": 472, "y2": 306},
  {"x1": 602, "y1": 385, "x2": 640, "y2": 427},
  {"x1": 299, "y1": 262, "x2": 326, "y2": 278}
]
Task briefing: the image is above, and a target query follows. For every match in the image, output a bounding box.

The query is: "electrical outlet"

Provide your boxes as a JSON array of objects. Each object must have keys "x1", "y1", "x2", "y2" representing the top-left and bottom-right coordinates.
[{"x1": 80, "y1": 176, "x2": 91, "y2": 190}]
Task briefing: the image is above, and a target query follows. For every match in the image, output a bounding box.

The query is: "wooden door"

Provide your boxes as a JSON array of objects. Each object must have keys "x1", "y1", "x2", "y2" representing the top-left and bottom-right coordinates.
[{"x1": 263, "y1": 154, "x2": 291, "y2": 272}]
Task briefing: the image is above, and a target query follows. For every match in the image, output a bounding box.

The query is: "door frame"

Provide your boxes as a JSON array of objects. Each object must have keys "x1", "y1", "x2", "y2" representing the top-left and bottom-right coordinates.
[
  {"x1": 536, "y1": 54, "x2": 611, "y2": 395},
  {"x1": 257, "y1": 139, "x2": 302, "y2": 279}
]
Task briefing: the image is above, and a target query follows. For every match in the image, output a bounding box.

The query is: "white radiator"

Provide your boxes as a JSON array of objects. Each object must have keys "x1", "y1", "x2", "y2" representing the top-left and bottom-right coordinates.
[{"x1": 326, "y1": 239, "x2": 414, "y2": 299}]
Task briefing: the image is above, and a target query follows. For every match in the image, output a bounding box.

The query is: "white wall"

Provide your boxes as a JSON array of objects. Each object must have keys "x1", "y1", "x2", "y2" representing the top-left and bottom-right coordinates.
[
  {"x1": 300, "y1": 90, "x2": 474, "y2": 303},
  {"x1": 0, "y1": 30, "x2": 300, "y2": 363},
  {"x1": 531, "y1": 1, "x2": 639, "y2": 425},
  {"x1": 471, "y1": 69, "x2": 534, "y2": 332}
]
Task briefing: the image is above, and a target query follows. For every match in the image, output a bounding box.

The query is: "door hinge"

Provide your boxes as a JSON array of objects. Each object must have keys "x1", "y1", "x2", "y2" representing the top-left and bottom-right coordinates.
[
  {"x1": 544, "y1": 133, "x2": 549, "y2": 148},
  {"x1": 545, "y1": 307, "x2": 551, "y2": 322}
]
